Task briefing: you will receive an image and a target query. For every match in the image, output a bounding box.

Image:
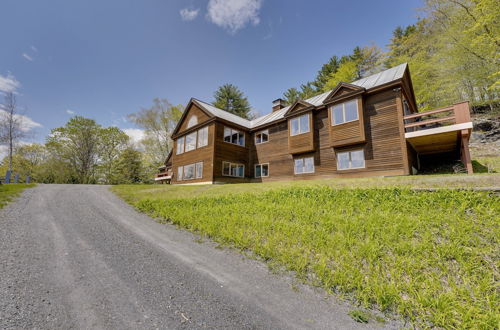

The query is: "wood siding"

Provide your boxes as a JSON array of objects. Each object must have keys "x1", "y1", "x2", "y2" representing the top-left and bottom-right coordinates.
[
  {"x1": 172, "y1": 122, "x2": 215, "y2": 184},
  {"x1": 177, "y1": 104, "x2": 211, "y2": 135},
  {"x1": 288, "y1": 112, "x2": 315, "y2": 154}
]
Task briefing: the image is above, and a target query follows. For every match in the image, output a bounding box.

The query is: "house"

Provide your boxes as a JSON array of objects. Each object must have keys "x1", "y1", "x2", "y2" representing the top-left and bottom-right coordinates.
[{"x1": 156, "y1": 63, "x2": 473, "y2": 185}]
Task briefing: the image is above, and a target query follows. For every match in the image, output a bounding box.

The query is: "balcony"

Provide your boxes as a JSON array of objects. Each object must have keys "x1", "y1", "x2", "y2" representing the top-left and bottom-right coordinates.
[
  {"x1": 154, "y1": 171, "x2": 171, "y2": 182},
  {"x1": 404, "y1": 101, "x2": 473, "y2": 173}
]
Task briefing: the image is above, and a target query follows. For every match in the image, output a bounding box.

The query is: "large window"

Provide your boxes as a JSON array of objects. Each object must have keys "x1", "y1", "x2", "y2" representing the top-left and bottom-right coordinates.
[
  {"x1": 176, "y1": 126, "x2": 209, "y2": 154},
  {"x1": 197, "y1": 126, "x2": 208, "y2": 148},
  {"x1": 290, "y1": 114, "x2": 310, "y2": 136},
  {"x1": 177, "y1": 162, "x2": 203, "y2": 181},
  {"x1": 294, "y1": 157, "x2": 314, "y2": 174},
  {"x1": 185, "y1": 132, "x2": 197, "y2": 152},
  {"x1": 255, "y1": 130, "x2": 269, "y2": 144},
  {"x1": 224, "y1": 127, "x2": 245, "y2": 146},
  {"x1": 176, "y1": 137, "x2": 185, "y2": 155},
  {"x1": 222, "y1": 161, "x2": 244, "y2": 177},
  {"x1": 337, "y1": 150, "x2": 365, "y2": 170},
  {"x1": 255, "y1": 163, "x2": 269, "y2": 178},
  {"x1": 331, "y1": 99, "x2": 358, "y2": 125}
]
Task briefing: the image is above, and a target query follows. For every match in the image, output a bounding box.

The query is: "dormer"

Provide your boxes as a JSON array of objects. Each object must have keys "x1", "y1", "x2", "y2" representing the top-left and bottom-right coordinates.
[
  {"x1": 285, "y1": 100, "x2": 315, "y2": 154},
  {"x1": 324, "y1": 83, "x2": 366, "y2": 148}
]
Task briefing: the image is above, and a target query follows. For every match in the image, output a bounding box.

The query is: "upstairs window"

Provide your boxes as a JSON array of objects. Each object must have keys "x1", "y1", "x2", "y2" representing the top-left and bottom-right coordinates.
[
  {"x1": 337, "y1": 149, "x2": 365, "y2": 170},
  {"x1": 222, "y1": 161, "x2": 244, "y2": 177},
  {"x1": 294, "y1": 157, "x2": 314, "y2": 174},
  {"x1": 197, "y1": 126, "x2": 208, "y2": 148},
  {"x1": 290, "y1": 114, "x2": 310, "y2": 136},
  {"x1": 176, "y1": 137, "x2": 185, "y2": 155},
  {"x1": 331, "y1": 99, "x2": 358, "y2": 125},
  {"x1": 255, "y1": 163, "x2": 269, "y2": 178},
  {"x1": 255, "y1": 130, "x2": 269, "y2": 144},
  {"x1": 185, "y1": 132, "x2": 197, "y2": 152},
  {"x1": 224, "y1": 127, "x2": 245, "y2": 147}
]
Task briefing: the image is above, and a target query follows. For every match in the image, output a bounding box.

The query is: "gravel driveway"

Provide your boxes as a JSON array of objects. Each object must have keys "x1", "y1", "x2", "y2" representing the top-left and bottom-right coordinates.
[{"x1": 0, "y1": 184, "x2": 396, "y2": 329}]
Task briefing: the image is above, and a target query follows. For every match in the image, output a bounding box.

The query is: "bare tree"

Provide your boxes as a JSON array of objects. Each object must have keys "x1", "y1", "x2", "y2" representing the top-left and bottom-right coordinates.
[{"x1": 0, "y1": 92, "x2": 26, "y2": 172}]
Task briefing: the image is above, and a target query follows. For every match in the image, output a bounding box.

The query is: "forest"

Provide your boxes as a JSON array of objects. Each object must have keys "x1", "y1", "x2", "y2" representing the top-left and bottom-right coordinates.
[{"x1": 0, "y1": 0, "x2": 497, "y2": 184}]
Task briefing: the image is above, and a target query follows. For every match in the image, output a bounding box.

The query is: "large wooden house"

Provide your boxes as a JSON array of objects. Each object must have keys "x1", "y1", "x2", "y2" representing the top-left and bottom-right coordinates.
[{"x1": 155, "y1": 63, "x2": 473, "y2": 184}]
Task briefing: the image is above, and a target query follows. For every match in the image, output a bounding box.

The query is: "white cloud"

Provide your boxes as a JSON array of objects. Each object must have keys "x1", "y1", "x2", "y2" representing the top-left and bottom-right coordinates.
[
  {"x1": 180, "y1": 7, "x2": 200, "y2": 21},
  {"x1": 22, "y1": 53, "x2": 34, "y2": 61},
  {"x1": 0, "y1": 141, "x2": 32, "y2": 160},
  {"x1": 207, "y1": 0, "x2": 262, "y2": 34},
  {"x1": 31, "y1": 45, "x2": 38, "y2": 52},
  {"x1": 123, "y1": 128, "x2": 145, "y2": 144},
  {"x1": 66, "y1": 109, "x2": 75, "y2": 115},
  {"x1": 0, "y1": 74, "x2": 20, "y2": 93},
  {"x1": 0, "y1": 110, "x2": 43, "y2": 132}
]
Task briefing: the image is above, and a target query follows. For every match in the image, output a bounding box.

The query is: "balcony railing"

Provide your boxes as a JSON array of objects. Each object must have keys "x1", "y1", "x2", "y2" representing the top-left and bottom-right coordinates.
[
  {"x1": 155, "y1": 172, "x2": 171, "y2": 181},
  {"x1": 403, "y1": 101, "x2": 471, "y2": 132}
]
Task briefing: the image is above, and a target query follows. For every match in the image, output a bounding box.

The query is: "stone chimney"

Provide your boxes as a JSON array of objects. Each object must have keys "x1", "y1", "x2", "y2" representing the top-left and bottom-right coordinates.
[{"x1": 272, "y1": 98, "x2": 286, "y2": 112}]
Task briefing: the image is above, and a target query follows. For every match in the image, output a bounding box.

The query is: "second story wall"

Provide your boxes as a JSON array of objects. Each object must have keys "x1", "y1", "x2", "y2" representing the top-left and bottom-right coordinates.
[{"x1": 213, "y1": 122, "x2": 250, "y2": 183}]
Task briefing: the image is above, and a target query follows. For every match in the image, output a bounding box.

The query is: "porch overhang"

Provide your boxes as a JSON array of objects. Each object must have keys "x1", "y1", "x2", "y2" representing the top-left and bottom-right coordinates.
[{"x1": 405, "y1": 122, "x2": 472, "y2": 155}]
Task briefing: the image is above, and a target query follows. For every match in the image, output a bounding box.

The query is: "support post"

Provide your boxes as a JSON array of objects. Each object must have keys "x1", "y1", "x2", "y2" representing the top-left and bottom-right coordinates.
[
  {"x1": 460, "y1": 130, "x2": 473, "y2": 174},
  {"x1": 5, "y1": 170, "x2": 11, "y2": 184}
]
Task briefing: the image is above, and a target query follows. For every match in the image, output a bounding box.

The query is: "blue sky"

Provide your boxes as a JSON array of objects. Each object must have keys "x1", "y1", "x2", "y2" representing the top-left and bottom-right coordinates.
[{"x1": 0, "y1": 0, "x2": 422, "y2": 144}]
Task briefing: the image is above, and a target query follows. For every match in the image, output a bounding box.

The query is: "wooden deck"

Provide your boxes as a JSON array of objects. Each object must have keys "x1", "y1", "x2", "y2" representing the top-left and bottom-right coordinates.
[{"x1": 404, "y1": 102, "x2": 473, "y2": 173}]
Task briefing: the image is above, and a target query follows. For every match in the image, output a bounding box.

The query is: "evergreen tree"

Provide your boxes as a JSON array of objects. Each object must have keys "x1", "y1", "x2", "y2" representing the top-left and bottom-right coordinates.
[
  {"x1": 111, "y1": 147, "x2": 144, "y2": 184},
  {"x1": 283, "y1": 88, "x2": 301, "y2": 105},
  {"x1": 312, "y1": 56, "x2": 341, "y2": 90},
  {"x1": 212, "y1": 84, "x2": 252, "y2": 119}
]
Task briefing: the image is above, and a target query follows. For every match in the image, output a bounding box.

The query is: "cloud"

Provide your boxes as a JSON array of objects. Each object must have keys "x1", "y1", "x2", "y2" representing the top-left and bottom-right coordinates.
[
  {"x1": 0, "y1": 141, "x2": 32, "y2": 160},
  {"x1": 206, "y1": 0, "x2": 262, "y2": 34},
  {"x1": 180, "y1": 7, "x2": 200, "y2": 21},
  {"x1": 31, "y1": 45, "x2": 38, "y2": 52},
  {"x1": 0, "y1": 74, "x2": 21, "y2": 93},
  {"x1": 0, "y1": 110, "x2": 42, "y2": 132},
  {"x1": 123, "y1": 128, "x2": 145, "y2": 144},
  {"x1": 22, "y1": 53, "x2": 34, "y2": 61},
  {"x1": 66, "y1": 109, "x2": 75, "y2": 115}
]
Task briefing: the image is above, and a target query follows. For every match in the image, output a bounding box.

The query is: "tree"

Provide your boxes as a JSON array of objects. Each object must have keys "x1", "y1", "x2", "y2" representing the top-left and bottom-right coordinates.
[
  {"x1": 111, "y1": 147, "x2": 144, "y2": 184},
  {"x1": 46, "y1": 116, "x2": 102, "y2": 184},
  {"x1": 99, "y1": 127, "x2": 129, "y2": 184},
  {"x1": 312, "y1": 56, "x2": 341, "y2": 91},
  {"x1": 213, "y1": 84, "x2": 252, "y2": 119},
  {"x1": 0, "y1": 92, "x2": 27, "y2": 172},
  {"x1": 128, "y1": 98, "x2": 183, "y2": 165},
  {"x1": 283, "y1": 88, "x2": 301, "y2": 105},
  {"x1": 323, "y1": 60, "x2": 359, "y2": 91}
]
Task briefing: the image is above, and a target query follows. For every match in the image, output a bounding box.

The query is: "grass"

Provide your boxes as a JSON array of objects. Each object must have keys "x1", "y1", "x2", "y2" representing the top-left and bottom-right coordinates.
[
  {"x1": 0, "y1": 183, "x2": 35, "y2": 208},
  {"x1": 112, "y1": 175, "x2": 500, "y2": 328}
]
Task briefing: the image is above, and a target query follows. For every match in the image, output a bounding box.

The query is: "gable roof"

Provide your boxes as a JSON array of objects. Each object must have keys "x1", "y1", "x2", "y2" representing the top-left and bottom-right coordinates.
[{"x1": 176, "y1": 63, "x2": 408, "y2": 132}]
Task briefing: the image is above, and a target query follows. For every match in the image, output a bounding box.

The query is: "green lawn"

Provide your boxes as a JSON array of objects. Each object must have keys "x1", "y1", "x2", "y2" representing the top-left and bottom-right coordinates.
[
  {"x1": 112, "y1": 174, "x2": 499, "y2": 328},
  {"x1": 0, "y1": 183, "x2": 35, "y2": 209}
]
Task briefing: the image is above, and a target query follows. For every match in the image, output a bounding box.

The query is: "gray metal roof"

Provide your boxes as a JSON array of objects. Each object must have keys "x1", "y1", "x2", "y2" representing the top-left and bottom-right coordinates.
[{"x1": 191, "y1": 63, "x2": 407, "y2": 130}]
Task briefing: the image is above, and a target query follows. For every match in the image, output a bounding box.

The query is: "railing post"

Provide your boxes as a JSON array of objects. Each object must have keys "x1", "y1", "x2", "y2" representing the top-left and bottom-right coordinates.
[{"x1": 453, "y1": 101, "x2": 471, "y2": 124}]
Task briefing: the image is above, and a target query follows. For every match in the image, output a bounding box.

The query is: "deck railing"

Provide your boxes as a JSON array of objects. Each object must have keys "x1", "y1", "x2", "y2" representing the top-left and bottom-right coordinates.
[{"x1": 403, "y1": 101, "x2": 471, "y2": 132}]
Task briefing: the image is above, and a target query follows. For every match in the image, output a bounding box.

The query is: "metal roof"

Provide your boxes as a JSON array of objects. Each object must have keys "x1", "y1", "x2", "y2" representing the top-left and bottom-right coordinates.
[{"x1": 191, "y1": 63, "x2": 407, "y2": 130}]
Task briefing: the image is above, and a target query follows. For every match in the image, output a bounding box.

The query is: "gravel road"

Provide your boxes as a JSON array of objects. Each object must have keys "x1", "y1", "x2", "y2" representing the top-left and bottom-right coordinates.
[{"x1": 0, "y1": 184, "x2": 398, "y2": 329}]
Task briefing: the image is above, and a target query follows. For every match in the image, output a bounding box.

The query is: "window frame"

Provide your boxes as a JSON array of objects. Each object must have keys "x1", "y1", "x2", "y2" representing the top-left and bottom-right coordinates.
[
  {"x1": 254, "y1": 163, "x2": 269, "y2": 178},
  {"x1": 330, "y1": 99, "x2": 359, "y2": 126},
  {"x1": 176, "y1": 136, "x2": 185, "y2": 155},
  {"x1": 184, "y1": 132, "x2": 197, "y2": 152},
  {"x1": 290, "y1": 114, "x2": 310, "y2": 136},
  {"x1": 197, "y1": 126, "x2": 208, "y2": 148},
  {"x1": 222, "y1": 161, "x2": 245, "y2": 178},
  {"x1": 255, "y1": 130, "x2": 269, "y2": 145},
  {"x1": 223, "y1": 126, "x2": 245, "y2": 147},
  {"x1": 294, "y1": 156, "x2": 315, "y2": 174},
  {"x1": 177, "y1": 166, "x2": 183, "y2": 180},
  {"x1": 195, "y1": 162, "x2": 203, "y2": 179},
  {"x1": 336, "y1": 149, "x2": 366, "y2": 170}
]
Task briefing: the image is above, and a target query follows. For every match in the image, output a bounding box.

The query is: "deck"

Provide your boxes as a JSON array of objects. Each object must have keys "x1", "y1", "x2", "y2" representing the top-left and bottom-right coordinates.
[{"x1": 403, "y1": 101, "x2": 473, "y2": 173}]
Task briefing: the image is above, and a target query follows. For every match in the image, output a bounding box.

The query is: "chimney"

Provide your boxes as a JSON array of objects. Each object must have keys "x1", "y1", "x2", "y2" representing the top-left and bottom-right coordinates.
[{"x1": 272, "y1": 98, "x2": 286, "y2": 112}]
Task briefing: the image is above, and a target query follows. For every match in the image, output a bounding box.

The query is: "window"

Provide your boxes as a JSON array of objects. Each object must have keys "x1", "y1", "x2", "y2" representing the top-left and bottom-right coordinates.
[
  {"x1": 224, "y1": 127, "x2": 245, "y2": 146},
  {"x1": 255, "y1": 164, "x2": 269, "y2": 178},
  {"x1": 331, "y1": 99, "x2": 359, "y2": 125},
  {"x1": 187, "y1": 115, "x2": 198, "y2": 128},
  {"x1": 195, "y1": 162, "x2": 203, "y2": 179},
  {"x1": 177, "y1": 162, "x2": 203, "y2": 181},
  {"x1": 294, "y1": 157, "x2": 314, "y2": 174},
  {"x1": 222, "y1": 161, "x2": 244, "y2": 177},
  {"x1": 197, "y1": 126, "x2": 208, "y2": 148},
  {"x1": 255, "y1": 130, "x2": 269, "y2": 144},
  {"x1": 290, "y1": 114, "x2": 310, "y2": 136},
  {"x1": 337, "y1": 149, "x2": 365, "y2": 170},
  {"x1": 176, "y1": 137, "x2": 185, "y2": 155},
  {"x1": 185, "y1": 132, "x2": 197, "y2": 152}
]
